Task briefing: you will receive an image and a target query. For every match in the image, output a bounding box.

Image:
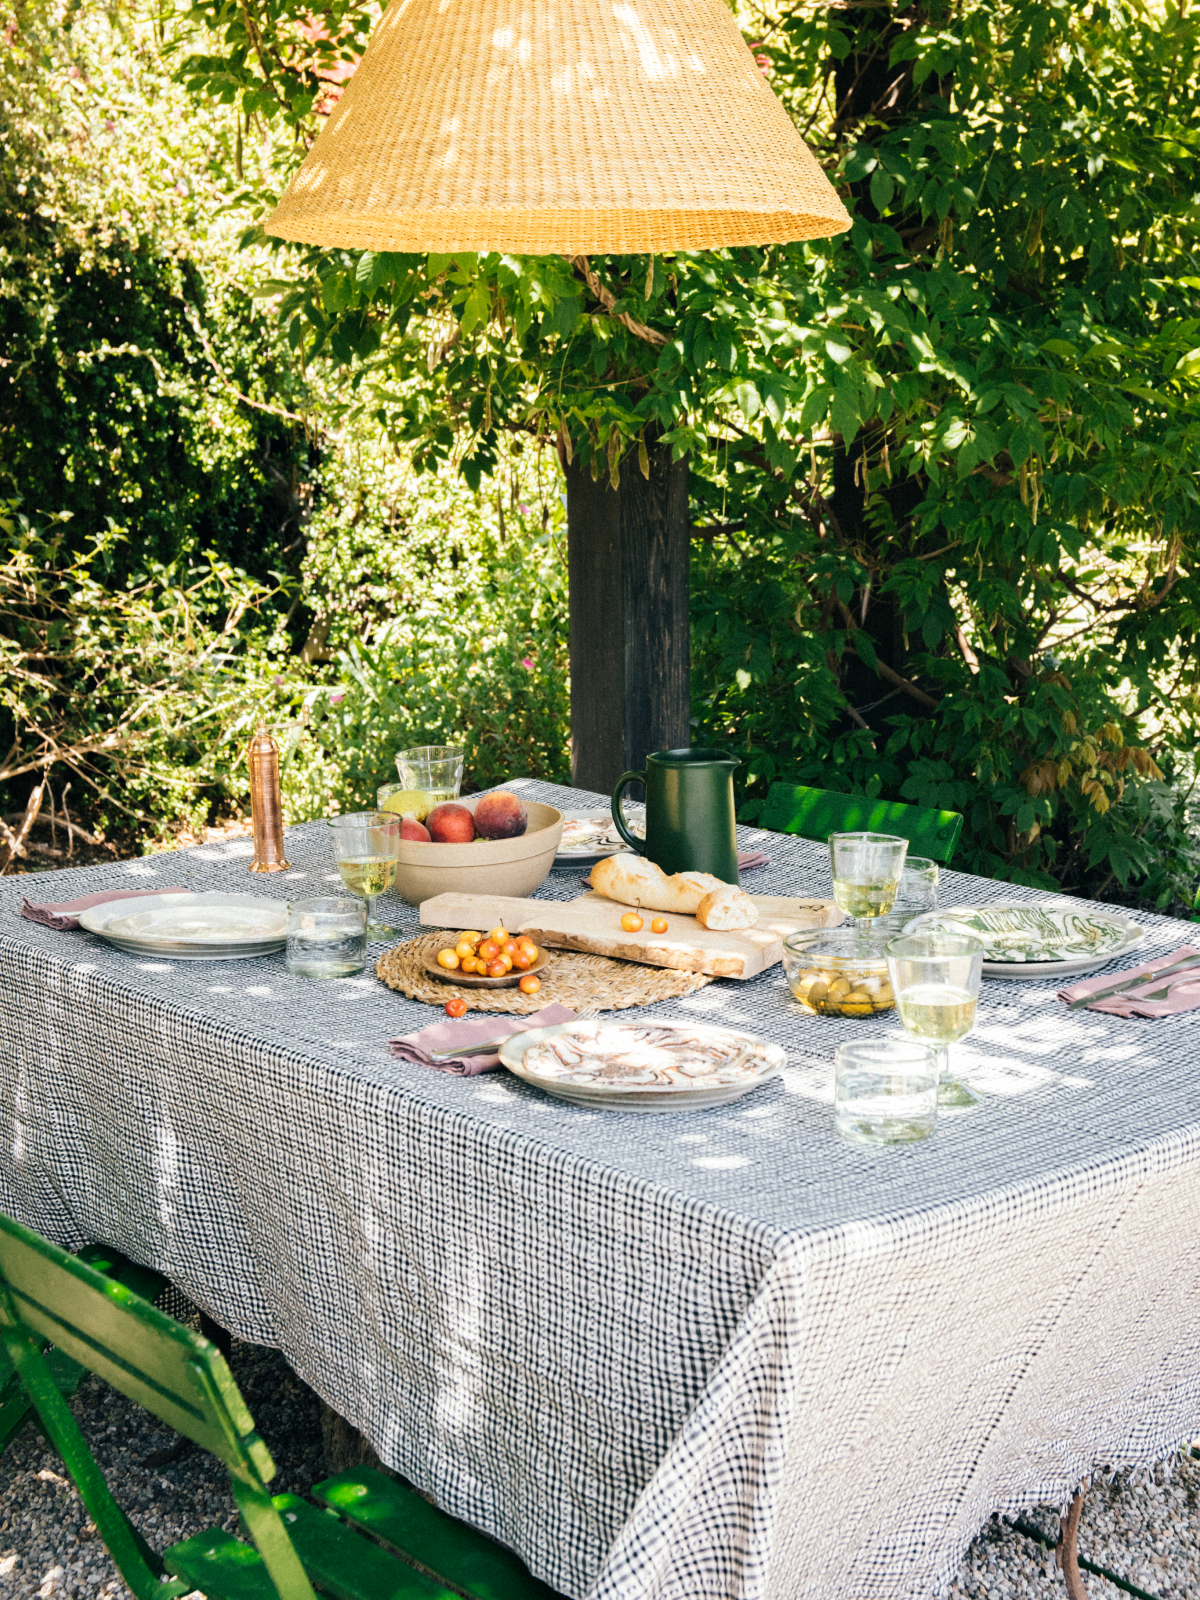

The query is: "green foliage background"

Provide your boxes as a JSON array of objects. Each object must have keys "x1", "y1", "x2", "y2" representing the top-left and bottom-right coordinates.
[
  {"x1": 0, "y1": 0, "x2": 568, "y2": 859},
  {"x1": 3, "y1": 0, "x2": 1200, "y2": 915},
  {"x1": 177, "y1": 0, "x2": 1200, "y2": 908}
]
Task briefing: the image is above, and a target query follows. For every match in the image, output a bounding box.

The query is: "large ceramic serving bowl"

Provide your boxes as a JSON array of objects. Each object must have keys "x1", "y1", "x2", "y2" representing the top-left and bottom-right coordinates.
[{"x1": 391, "y1": 796, "x2": 564, "y2": 905}]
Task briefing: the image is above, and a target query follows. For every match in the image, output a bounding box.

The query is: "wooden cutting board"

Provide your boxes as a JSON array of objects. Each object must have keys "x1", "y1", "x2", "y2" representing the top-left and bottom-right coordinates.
[{"x1": 417, "y1": 891, "x2": 842, "y2": 980}]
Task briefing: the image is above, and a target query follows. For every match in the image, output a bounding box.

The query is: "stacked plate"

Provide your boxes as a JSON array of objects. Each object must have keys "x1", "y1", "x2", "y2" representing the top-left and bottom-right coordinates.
[
  {"x1": 499, "y1": 1017, "x2": 784, "y2": 1112},
  {"x1": 553, "y1": 808, "x2": 645, "y2": 870},
  {"x1": 78, "y1": 893, "x2": 289, "y2": 961},
  {"x1": 903, "y1": 902, "x2": 1146, "y2": 980}
]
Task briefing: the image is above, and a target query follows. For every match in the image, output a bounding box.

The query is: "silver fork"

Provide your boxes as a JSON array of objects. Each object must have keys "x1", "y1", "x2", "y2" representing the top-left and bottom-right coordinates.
[
  {"x1": 428, "y1": 1005, "x2": 600, "y2": 1062},
  {"x1": 1066, "y1": 953, "x2": 1200, "y2": 1009}
]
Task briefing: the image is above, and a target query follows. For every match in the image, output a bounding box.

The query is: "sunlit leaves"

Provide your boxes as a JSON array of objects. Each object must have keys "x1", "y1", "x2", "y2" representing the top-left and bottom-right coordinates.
[{"x1": 174, "y1": 0, "x2": 1200, "y2": 906}]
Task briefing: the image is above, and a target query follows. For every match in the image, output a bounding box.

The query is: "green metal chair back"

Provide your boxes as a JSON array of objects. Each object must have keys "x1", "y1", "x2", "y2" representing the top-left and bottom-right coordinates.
[
  {"x1": 0, "y1": 1209, "x2": 313, "y2": 1600},
  {"x1": 0, "y1": 1211, "x2": 561, "y2": 1600},
  {"x1": 758, "y1": 782, "x2": 964, "y2": 865},
  {"x1": 0, "y1": 1240, "x2": 167, "y2": 1457}
]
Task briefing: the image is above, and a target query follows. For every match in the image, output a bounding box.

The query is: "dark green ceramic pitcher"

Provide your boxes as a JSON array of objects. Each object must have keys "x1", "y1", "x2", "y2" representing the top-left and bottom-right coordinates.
[{"x1": 611, "y1": 747, "x2": 740, "y2": 884}]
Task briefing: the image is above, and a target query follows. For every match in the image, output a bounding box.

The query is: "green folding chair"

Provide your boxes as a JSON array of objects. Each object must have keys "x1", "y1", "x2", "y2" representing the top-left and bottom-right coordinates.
[
  {"x1": 0, "y1": 1241, "x2": 167, "y2": 1457},
  {"x1": 758, "y1": 782, "x2": 963, "y2": 865},
  {"x1": 0, "y1": 1210, "x2": 560, "y2": 1600}
]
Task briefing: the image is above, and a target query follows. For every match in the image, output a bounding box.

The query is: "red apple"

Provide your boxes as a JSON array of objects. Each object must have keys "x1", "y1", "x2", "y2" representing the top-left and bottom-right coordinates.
[
  {"x1": 400, "y1": 816, "x2": 431, "y2": 842},
  {"x1": 426, "y1": 802, "x2": 476, "y2": 844},
  {"x1": 474, "y1": 790, "x2": 528, "y2": 840}
]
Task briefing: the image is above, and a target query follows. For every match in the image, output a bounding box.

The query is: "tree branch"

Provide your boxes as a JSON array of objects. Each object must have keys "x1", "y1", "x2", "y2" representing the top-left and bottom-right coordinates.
[
  {"x1": 0, "y1": 781, "x2": 44, "y2": 874},
  {"x1": 182, "y1": 306, "x2": 313, "y2": 426},
  {"x1": 4, "y1": 807, "x2": 108, "y2": 851},
  {"x1": 569, "y1": 257, "x2": 667, "y2": 348},
  {"x1": 836, "y1": 598, "x2": 940, "y2": 710}
]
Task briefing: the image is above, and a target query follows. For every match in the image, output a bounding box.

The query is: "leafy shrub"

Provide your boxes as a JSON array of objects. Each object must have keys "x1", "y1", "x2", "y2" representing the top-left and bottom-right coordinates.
[
  {"x1": 0, "y1": 448, "x2": 570, "y2": 856},
  {"x1": 0, "y1": 504, "x2": 281, "y2": 850},
  {"x1": 263, "y1": 441, "x2": 570, "y2": 818},
  {"x1": 0, "y1": 0, "x2": 313, "y2": 589},
  {"x1": 0, "y1": 3, "x2": 571, "y2": 862}
]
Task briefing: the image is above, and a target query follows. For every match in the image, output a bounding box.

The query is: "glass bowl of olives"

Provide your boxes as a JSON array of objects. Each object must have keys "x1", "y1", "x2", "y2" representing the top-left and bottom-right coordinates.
[{"x1": 782, "y1": 928, "x2": 895, "y2": 1017}]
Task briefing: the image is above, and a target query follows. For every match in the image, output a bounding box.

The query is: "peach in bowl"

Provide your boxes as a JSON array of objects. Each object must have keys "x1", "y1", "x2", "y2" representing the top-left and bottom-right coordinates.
[{"x1": 389, "y1": 791, "x2": 564, "y2": 905}]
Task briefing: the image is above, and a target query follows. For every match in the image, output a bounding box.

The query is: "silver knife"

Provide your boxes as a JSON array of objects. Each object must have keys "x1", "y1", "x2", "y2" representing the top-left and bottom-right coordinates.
[
  {"x1": 427, "y1": 1006, "x2": 596, "y2": 1061},
  {"x1": 428, "y1": 1035, "x2": 516, "y2": 1061},
  {"x1": 1066, "y1": 953, "x2": 1200, "y2": 1010}
]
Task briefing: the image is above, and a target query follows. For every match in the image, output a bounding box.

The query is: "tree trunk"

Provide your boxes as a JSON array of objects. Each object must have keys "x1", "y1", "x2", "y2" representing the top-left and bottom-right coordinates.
[{"x1": 565, "y1": 435, "x2": 690, "y2": 793}]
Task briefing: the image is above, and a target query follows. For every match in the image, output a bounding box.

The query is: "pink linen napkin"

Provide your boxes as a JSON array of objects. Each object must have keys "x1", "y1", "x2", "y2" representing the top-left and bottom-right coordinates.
[
  {"x1": 20, "y1": 886, "x2": 188, "y2": 932},
  {"x1": 390, "y1": 1003, "x2": 580, "y2": 1075},
  {"x1": 1058, "y1": 945, "x2": 1200, "y2": 1017}
]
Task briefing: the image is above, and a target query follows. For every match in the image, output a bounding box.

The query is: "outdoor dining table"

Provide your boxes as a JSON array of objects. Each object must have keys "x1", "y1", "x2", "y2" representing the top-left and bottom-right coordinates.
[{"x1": 3, "y1": 776, "x2": 1200, "y2": 1600}]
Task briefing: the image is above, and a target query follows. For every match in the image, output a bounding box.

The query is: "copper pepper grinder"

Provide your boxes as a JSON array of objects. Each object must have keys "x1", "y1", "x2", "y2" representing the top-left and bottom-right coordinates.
[{"x1": 247, "y1": 725, "x2": 291, "y2": 873}]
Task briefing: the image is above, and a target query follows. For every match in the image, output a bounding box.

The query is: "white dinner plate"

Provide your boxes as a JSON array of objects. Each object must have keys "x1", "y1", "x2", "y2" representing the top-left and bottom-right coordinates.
[
  {"x1": 552, "y1": 809, "x2": 645, "y2": 870},
  {"x1": 499, "y1": 1018, "x2": 784, "y2": 1112},
  {"x1": 79, "y1": 893, "x2": 289, "y2": 960},
  {"x1": 903, "y1": 902, "x2": 1146, "y2": 980}
]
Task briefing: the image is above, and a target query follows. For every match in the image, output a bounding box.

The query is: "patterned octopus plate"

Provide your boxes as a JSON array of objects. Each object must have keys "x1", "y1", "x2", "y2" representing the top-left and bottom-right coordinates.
[
  {"x1": 552, "y1": 809, "x2": 646, "y2": 870},
  {"x1": 78, "y1": 892, "x2": 288, "y2": 960},
  {"x1": 902, "y1": 902, "x2": 1146, "y2": 979},
  {"x1": 499, "y1": 1017, "x2": 785, "y2": 1112}
]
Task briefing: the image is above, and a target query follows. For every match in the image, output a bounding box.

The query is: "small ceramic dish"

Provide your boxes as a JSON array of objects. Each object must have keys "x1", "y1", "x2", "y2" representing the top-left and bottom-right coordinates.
[
  {"x1": 552, "y1": 809, "x2": 645, "y2": 870},
  {"x1": 420, "y1": 945, "x2": 555, "y2": 989}
]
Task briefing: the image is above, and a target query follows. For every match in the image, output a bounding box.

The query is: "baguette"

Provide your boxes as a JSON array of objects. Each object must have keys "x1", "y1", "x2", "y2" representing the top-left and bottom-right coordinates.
[
  {"x1": 590, "y1": 853, "x2": 727, "y2": 915},
  {"x1": 696, "y1": 885, "x2": 757, "y2": 931}
]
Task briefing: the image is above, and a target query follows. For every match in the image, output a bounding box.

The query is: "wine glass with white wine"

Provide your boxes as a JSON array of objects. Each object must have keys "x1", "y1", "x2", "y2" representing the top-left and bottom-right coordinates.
[
  {"x1": 327, "y1": 812, "x2": 400, "y2": 940},
  {"x1": 828, "y1": 832, "x2": 909, "y2": 927},
  {"x1": 885, "y1": 930, "x2": 984, "y2": 1108}
]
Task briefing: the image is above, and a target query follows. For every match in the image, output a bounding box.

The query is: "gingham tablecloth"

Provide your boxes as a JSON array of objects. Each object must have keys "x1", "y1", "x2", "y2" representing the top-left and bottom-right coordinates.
[{"x1": 3, "y1": 778, "x2": 1200, "y2": 1600}]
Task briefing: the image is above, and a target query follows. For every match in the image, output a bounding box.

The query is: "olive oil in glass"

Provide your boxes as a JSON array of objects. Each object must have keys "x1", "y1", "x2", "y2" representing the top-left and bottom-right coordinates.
[
  {"x1": 832, "y1": 877, "x2": 901, "y2": 921},
  {"x1": 336, "y1": 856, "x2": 398, "y2": 900}
]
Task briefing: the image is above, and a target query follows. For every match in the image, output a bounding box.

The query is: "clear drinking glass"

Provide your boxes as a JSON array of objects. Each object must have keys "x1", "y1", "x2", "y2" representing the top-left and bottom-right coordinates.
[
  {"x1": 896, "y1": 856, "x2": 939, "y2": 915},
  {"x1": 286, "y1": 897, "x2": 368, "y2": 978},
  {"x1": 834, "y1": 1037, "x2": 939, "y2": 1145},
  {"x1": 327, "y1": 811, "x2": 400, "y2": 939},
  {"x1": 828, "y1": 832, "x2": 909, "y2": 925},
  {"x1": 395, "y1": 746, "x2": 464, "y2": 810},
  {"x1": 885, "y1": 930, "x2": 984, "y2": 1108}
]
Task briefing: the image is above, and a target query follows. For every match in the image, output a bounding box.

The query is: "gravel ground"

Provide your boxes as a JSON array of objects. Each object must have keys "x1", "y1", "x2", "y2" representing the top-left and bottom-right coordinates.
[
  {"x1": 952, "y1": 1455, "x2": 1200, "y2": 1599},
  {"x1": 1, "y1": 1330, "x2": 1197, "y2": 1599}
]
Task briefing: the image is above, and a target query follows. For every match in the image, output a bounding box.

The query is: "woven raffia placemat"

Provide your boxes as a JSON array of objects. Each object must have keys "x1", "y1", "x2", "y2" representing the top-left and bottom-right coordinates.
[{"x1": 376, "y1": 931, "x2": 714, "y2": 1013}]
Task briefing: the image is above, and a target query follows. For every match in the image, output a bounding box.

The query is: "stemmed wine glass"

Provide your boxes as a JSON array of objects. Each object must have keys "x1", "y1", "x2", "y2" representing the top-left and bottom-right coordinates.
[
  {"x1": 829, "y1": 832, "x2": 909, "y2": 927},
  {"x1": 327, "y1": 811, "x2": 400, "y2": 939},
  {"x1": 885, "y1": 929, "x2": 984, "y2": 1107}
]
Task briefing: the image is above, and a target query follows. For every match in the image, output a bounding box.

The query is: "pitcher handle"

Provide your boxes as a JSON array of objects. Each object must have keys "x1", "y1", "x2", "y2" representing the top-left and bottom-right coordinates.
[{"x1": 611, "y1": 771, "x2": 646, "y2": 853}]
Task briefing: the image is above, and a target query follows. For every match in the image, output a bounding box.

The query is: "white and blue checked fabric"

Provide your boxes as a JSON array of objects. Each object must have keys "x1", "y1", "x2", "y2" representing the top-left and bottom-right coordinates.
[{"x1": 3, "y1": 778, "x2": 1200, "y2": 1599}]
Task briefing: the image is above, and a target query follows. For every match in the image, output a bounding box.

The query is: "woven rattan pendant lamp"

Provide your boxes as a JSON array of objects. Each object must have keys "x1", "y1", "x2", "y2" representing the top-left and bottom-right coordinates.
[{"x1": 266, "y1": 0, "x2": 851, "y2": 255}]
